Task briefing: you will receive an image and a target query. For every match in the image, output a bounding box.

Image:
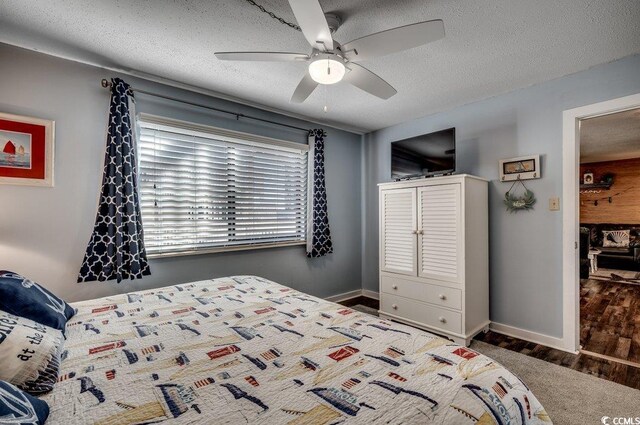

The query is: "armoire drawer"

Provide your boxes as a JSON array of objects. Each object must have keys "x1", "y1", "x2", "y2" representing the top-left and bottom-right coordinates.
[
  {"x1": 381, "y1": 275, "x2": 462, "y2": 310},
  {"x1": 381, "y1": 294, "x2": 462, "y2": 334}
]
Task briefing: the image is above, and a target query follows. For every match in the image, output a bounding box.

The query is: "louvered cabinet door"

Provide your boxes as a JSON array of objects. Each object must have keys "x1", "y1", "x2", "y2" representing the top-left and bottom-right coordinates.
[
  {"x1": 380, "y1": 188, "x2": 417, "y2": 276},
  {"x1": 418, "y1": 184, "x2": 462, "y2": 283}
]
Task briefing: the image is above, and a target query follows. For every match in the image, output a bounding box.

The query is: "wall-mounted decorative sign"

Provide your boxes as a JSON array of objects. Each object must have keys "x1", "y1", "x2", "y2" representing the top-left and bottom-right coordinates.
[
  {"x1": 499, "y1": 155, "x2": 540, "y2": 181},
  {"x1": 0, "y1": 112, "x2": 54, "y2": 187}
]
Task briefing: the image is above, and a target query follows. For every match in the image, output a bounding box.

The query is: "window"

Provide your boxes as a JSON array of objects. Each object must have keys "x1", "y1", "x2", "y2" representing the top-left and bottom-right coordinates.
[{"x1": 137, "y1": 115, "x2": 309, "y2": 257}]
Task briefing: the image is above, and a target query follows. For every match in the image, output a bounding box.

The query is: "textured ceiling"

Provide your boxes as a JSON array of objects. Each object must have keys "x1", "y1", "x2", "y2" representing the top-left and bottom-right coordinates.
[
  {"x1": 580, "y1": 108, "x2": 640, "y2": 163},
  {"x1": 1, "y1": 0, "x2": 639, "y2": 132}
]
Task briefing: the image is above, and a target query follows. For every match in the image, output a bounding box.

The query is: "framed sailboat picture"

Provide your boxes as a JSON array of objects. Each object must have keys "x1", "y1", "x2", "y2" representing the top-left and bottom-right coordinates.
[
  {"x1": 0, "y1": 112, "x2": 54, "y2": 187},
  {"x1": 499, "y1": 154, "x2": 540, "y2": 182}
]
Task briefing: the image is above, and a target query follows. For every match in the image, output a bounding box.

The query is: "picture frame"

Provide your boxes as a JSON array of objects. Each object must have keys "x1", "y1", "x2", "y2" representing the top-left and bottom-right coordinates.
[
  {"x1": 499, "y1": 155, "x2": 541, "y2": 181},
  {"x1": 582, "y1": 172, "x2": 594, "y2": 185},
  {"x1": 0, "y1": 112, "x2": 54, "y2": 187}
]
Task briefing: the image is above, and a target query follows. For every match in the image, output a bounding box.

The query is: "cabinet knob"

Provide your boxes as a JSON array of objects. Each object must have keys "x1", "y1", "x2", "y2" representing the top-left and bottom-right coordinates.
[
  {"x1": 411, "y1": 230, "x2": 418, "y2": 234},
  {"x1": 392, "y1": 304, "x2": 398, "y2": 310},
  {"x1": 418, "y1": 229, "x2": 424, "y2": 235},
  {"x1": 439, "y1": 294, "x2": 446, "y2": 300},
  {"x1": 392, "y1": 285, "x2": 398, "y2": 290},
  {"x1": 439, "y1": 316, "x2": 446, "y2": 323}
]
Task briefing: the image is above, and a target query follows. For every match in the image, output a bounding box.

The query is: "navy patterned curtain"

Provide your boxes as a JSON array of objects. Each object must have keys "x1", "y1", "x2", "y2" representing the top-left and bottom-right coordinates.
[
  {"x1": 306, "y1": 129, "x2": 333, "y2": 258},
  {"x1": 78, "y1": 78, "x2": 150, "y2": 283}
]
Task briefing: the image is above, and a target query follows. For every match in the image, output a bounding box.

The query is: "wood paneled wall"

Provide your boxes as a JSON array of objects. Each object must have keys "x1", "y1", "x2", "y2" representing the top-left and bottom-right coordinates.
[{"x1": 580, "y1": 157, "x2": 640, "y2": 224}]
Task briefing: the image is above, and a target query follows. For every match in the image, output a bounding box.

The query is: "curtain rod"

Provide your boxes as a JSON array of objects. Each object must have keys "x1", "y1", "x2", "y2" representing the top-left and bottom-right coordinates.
[{"x1": 100, "y1": 79, "x2": 310, "y2": 133}]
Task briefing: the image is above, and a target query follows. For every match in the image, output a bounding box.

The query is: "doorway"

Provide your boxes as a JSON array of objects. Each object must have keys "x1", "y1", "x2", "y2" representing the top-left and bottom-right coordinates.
[
  {"x1": 578, "y1": 108, "x2": 640, "y2": 364},
  {"x1": 562, "y1": 93, "x2": 640, "y2": 355}
]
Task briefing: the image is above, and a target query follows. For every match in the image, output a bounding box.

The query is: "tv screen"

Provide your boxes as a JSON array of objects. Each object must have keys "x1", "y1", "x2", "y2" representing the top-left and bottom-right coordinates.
[{"x1": 391, "y1": 128, "x2": 455, "y2": 179}]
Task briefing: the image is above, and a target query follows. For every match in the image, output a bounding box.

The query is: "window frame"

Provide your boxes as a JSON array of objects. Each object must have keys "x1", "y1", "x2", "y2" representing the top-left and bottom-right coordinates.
[{"x1": 136, "y1": 113, "x2": 310, "y2": 259}]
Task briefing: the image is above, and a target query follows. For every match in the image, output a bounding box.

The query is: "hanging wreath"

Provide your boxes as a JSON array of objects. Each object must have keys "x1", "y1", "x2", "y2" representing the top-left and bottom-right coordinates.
[{"x1": 504, "y1": 179, "x2": 536, "y2": 212}]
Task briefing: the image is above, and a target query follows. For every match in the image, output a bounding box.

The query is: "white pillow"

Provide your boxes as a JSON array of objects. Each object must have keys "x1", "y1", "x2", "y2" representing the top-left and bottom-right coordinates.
[
  {"x1": 0, "y1": 310, "x2": 64, "y2": 394},
  {"x1": 602, "y1": 230, "x2": 630, "y2": 248}
]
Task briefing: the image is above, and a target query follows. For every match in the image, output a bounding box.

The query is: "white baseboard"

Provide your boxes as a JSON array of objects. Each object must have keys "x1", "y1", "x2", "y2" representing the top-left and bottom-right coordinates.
[
  {"x1": 362, "y1": 289, "x2": 379, "y2": 300},
  {"x1": 324, "y1": 289, "x2": 363, "y2": 303},
  {"x1": 325, "y1": 289, "x2": 380, "y2": 303},
  {"x1": 489, "y1": 322, "x2": 576, "y2": 354}
]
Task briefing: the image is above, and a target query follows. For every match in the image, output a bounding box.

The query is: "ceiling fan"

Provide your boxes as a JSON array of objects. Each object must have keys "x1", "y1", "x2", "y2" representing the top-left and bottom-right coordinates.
[{"x1": 215, "y1": 0, "x2": 445, "y2": 103}]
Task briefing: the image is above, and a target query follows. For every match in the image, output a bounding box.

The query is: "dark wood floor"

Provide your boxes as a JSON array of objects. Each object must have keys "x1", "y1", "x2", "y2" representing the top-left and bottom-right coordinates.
[
  {"x1": 474, "y1": 330, "x2": 640, "y2": 390},
  {"x1": 580, "y1": 273, "x2": 640, "y2": 364},
  {"x1": 339, "y1": 295, "x2": 379, "y2": 309},
  {"x1": 341, "y1": 296, "x2": 640, "y2": 390}
]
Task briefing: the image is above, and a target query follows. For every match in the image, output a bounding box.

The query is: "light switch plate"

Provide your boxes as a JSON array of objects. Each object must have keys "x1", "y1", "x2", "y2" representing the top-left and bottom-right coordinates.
[{"x1": 549, "y1": 197, "x2": 560, "y2": 211}]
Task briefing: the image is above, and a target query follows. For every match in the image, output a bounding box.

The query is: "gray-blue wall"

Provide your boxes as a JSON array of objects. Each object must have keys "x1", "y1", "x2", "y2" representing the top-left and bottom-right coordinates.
[
  {"x1": 363, "y1": 54, "x2": 640, "y2": 338},
  {"x1": 0, "y1": 44, "x2": 363, "y2": 302},
  {"x1": 3, "y1": 41, "x2": 640, "y2": 339}
]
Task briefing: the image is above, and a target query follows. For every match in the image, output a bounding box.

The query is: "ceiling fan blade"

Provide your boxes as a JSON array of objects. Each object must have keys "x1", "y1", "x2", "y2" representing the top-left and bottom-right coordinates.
[
  {"x1": 344, "y1": 64, "x2": 397, "y2": 99},
  {"x1": 291, "y1": 72, "x2": 319, "y2": 103},
  {"x1": 288, "y1": 0, "x2": 333, "y2": 50},
  {"x1": 215, "y1": 52, "x2": 310, "y2": 62},
  {"x1": 342, "y1": 20, "x2": 445, "y2": 62}
]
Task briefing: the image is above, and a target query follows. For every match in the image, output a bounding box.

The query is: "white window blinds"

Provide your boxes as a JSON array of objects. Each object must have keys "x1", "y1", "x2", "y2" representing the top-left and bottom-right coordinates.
[{"x1": 137, "y1": 115, "x2": 309, "y2": 257}]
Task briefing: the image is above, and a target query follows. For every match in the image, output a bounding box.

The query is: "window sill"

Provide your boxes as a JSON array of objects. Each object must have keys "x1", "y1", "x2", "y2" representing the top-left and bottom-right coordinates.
[{"x1": 146, "y1": 240, "x2": 306, "y2": 259}]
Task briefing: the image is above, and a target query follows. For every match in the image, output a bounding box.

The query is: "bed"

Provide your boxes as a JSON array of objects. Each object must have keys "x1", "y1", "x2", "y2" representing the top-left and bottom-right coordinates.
[{"x1": 41, "y1": 276, "x2": 551, "y2": 424}]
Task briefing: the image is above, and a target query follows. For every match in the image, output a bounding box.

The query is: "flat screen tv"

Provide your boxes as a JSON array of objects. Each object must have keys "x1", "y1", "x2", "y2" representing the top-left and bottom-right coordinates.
[{"x1": 391, "y1": 128, "x2": 456, "y2": 180}]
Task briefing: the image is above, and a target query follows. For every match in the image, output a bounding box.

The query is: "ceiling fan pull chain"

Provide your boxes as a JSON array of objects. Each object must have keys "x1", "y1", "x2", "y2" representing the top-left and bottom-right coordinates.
[{"x1": 244, "y1": 0, "x2": 301, "y2": 32}]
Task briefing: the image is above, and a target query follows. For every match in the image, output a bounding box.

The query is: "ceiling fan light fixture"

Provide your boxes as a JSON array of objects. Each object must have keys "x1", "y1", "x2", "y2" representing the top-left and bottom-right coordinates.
[
  {"x1": 216, "y1": 1, "x2": 445, "y2": 102},
  {"x1": 308, "y1": 56, "x2": 345, "y2": 85}
]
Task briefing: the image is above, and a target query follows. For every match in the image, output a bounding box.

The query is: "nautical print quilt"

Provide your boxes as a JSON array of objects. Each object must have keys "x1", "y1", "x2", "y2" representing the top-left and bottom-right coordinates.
[{"x1": 40, "y1": 276, "x2": 551, "y2": 424}]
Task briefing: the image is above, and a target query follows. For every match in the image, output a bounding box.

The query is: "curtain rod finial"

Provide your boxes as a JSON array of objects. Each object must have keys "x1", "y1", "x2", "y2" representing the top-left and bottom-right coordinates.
[{"x1": 101, "y1": 78, "x2": 111, "y2": 88}]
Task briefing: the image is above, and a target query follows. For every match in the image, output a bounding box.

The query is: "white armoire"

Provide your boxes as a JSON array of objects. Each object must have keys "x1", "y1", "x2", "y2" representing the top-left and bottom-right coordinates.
[{"x1": 378, "y1": 174, "x2": 489, "y2": 346}]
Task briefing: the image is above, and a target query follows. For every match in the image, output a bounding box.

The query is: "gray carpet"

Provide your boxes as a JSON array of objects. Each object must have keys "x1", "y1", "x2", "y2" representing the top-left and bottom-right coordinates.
[
  {"x1": 471, "y1": 341, "x2": 640, "y2": 424},
  {"x1": 351, "y1": 304, "x2": 640, "y2": 424},
  {"x1": 352, "y1": 304, "x2": 378, "y2": 316}
]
